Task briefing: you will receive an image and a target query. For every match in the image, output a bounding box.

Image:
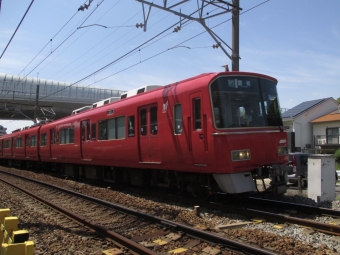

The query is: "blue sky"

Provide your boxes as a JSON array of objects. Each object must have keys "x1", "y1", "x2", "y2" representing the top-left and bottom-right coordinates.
[{"x1": 0, "y1": 0, "x2": 339, "y2": 132}]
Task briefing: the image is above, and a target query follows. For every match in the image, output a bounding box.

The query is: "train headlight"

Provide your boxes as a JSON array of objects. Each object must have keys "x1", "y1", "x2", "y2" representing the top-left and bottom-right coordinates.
[
  {"x1": 231, "y1": 150, "x2": 251, "y2": 161},
  {"x1": 278, "y1": 146, "x2": 288, "y2": 156}
]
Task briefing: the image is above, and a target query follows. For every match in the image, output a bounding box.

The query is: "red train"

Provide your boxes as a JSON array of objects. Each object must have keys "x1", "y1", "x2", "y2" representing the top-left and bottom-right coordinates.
[{"x1": 0, "y1": 71, "x2": 289, "y2": 196}]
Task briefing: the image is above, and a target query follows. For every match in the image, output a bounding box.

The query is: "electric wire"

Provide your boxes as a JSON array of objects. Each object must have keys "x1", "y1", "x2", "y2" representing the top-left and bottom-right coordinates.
[
  {"x1": 11, "y1": 0, "x2": 270, "y2": 101},
  {"x1": 50, "y1": 0, "x2": 179, "y2": 82},
  {"x1": 38, "y1": 20, "x2": 183, "y2": 100},
  {"x1": 18, "y1": 12, "x2": 79, "y2": 77},
  {"x1": 87, "y1": 0, "x2": 270, "y2": 86},
  {"x1": 46, "y1": 0, "x2": 139, "y2": 81},
  {"x1": 15, "y1": 0, "x2": 105, "y2": 86},
  {"x1": 38, "y1": 3, "x2": 232, "y2": 98},
  {"x1": 0, "y1": 0, "x2": 35, "y2": 59},
  {"x1": 59, "y1": 11, "x2": 175, "y2": 82}
]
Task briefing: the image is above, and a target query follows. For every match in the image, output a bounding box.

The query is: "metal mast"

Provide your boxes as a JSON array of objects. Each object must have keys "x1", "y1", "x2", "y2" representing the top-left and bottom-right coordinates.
[
  {"x1": 135, "y1": 0, "x2": 242, "y2": 70},
  {"x1": 232, "y1": 0, "x2": 240, "y2": 71}
]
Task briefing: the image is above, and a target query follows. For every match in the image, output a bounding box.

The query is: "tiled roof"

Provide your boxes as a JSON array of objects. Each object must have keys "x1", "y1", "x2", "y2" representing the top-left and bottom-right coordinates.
[
  {"x1": 311, "y1": 108, "x2": 340, "y2": 123},
  {"x1": 282, "y1": 98, "x2": 331, "y2": 119}
]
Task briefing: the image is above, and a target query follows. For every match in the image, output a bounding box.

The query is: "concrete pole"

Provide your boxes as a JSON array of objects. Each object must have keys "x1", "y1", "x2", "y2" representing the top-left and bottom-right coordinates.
[
  {"x1": 33, "y1": 83, "x2": 39, "y2": 124},
  {"x1": 232, "y1": 0, "x2": 240, "y2": 71}
]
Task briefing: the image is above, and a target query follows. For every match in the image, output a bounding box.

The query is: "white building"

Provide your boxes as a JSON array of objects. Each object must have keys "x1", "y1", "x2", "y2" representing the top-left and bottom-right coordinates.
[{"x1": 282, "y1": 98, "x2": 339, "y2": 152}]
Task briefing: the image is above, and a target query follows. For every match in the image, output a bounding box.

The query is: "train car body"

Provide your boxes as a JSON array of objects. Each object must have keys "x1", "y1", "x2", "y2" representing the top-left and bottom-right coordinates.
[
  {"x1": 0, "y1": 126, "x2": 41, "y2": 167},
  {"x1": 0, "y1": 71, "x2": 289, "y2": 196}
]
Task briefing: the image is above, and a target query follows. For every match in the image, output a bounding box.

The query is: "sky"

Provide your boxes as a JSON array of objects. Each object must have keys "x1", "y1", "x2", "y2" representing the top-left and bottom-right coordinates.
[{"x1": 0, "y1": 0, "x2": 339, "y2": 133}]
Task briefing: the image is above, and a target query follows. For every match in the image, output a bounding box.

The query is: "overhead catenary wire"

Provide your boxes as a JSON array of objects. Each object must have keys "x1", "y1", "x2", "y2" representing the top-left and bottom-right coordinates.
[
  {"x1": 14, "y1": 0, "x2": 106, "y2": 86},
  {"x1": 86, "y1": 0, "x2": 271, "y2": 86},
  {"x1": 18, "y1": 12, "x2": 79, "y2": 77},
  {"x1": 48, "y1": 0, "x2": 179, "y2": 82},
  {"x1": 0, "y1": 0, "x2": 35, "y2": 59},
  {"x1": 31, "y1": 0, "x2": 270, "y2": 101}
]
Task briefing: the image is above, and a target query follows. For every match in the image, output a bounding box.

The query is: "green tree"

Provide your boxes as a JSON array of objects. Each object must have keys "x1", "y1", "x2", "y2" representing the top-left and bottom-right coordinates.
[{"x1": 337, "y1": 97, "x2": 340, "y2": 104}]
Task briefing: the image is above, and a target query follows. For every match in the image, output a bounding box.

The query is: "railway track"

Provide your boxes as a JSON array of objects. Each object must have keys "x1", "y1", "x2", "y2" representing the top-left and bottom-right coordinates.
[
  {"x1": 0, "y1": 171, "x2": 278, "y2": 255},
  {"x1": 0, "y1": 167, "x2": 338, "y2": 254}
]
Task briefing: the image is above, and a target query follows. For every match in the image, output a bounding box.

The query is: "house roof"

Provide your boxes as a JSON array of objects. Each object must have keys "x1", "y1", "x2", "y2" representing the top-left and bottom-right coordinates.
[
  {"x1": 311, "y1": 107, "x2": 340, "y2": 123},
  {"x1": 282, "y1": 98, "x2": 332, "y2": 119}
]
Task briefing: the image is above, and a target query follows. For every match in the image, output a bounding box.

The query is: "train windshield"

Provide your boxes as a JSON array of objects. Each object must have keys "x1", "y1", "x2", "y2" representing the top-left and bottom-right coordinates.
[{"x1": 210, "y1": 76, "x2": 283, "y2": 128}]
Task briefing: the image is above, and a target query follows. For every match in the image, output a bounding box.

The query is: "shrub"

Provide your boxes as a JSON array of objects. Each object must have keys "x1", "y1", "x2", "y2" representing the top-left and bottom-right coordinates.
[{"x1": 335, "y1": 148, "x2": 340, "y2": 164}]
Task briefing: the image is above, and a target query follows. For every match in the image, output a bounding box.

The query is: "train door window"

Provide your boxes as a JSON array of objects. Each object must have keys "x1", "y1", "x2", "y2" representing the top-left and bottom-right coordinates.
[
  {"x1": 50, "y1": 130, "x2": 55, "y2": 144},
  {"x1": 56, "y1": 131, "x2": 59, "y2": 144},
  {"x1": 31, "y1": 136, "x2": 37, "y2": 147},
  {"x1": 193, "y1": 98, "x2": 202, "y2": 130},
  {"x1": 86, "y1": 121, "x2": 90, "y2": 140},
  {"x1": 140, "y1": 109, "x2": 147, "y2": 136},
  {"x1": 128, "y1": 116, "x2": 135, "y2": 137},
  {"x1": 81, "y1": 123, "x2": 86, "y2": 141},
  {"x1": 5, "y1": 140, "x2": 10, "y2": 148},
  {"x1": 26, "y1": 135, "x2": 30, "y2": 147},
  {"x1": 91, "y1": 123, "x2": 96, "y2": 140},
  {"x1": 41, "y1": 133, "x2": 47, "y2": 146},
  {"x1": 150, "y1": 107, "x2": 158, "y2": 135},
  {"x1": 174, "y1": 104, "x2": 182, "y2": 134}
]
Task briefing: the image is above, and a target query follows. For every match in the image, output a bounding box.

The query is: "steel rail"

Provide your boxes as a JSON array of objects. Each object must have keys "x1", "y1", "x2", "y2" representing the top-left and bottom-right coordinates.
[
  {"x1": 247, "y1": 197, "x2": 340, "y2": 217},
  {"x1": 0, "y1": 177, "x2": 157, "y2": 255},
  {"x1": 0, "y1": 170, "x2": 278, "y2": 255}
]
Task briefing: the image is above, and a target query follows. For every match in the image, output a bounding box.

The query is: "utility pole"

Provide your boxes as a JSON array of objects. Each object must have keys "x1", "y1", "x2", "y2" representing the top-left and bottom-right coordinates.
[
  {"x1": 232, "y1": 0, "x2": 240, "y2": 71},
  {"x1": 33, "y1": 74, "x2": 40, "y2": 124}
]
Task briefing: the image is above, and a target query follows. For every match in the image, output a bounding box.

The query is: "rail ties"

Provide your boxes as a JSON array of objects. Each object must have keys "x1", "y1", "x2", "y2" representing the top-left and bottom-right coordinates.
[{"x1": 1, "y1": 171, "x2": 279, "y2": 254}]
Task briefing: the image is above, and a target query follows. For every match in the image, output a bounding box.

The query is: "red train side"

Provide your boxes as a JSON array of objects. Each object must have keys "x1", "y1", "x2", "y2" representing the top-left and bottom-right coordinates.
[{"x1": 0, "y1": 71, "x2": 289, "y2": 196}]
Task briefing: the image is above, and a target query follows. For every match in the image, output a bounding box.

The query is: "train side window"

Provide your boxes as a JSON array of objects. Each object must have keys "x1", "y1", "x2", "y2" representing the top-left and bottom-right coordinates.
[
  {"x1": 128, "y1": 116, "x2": 135, "y2": 137},
  {"x1": 150, "y1": 107, "x2": 158, "y2": 135},
  {"x1": 16, "y1": 138, "x2": 23, "y2": 148},
  {"x1": 98, "y1": 120, "x2": 108, "y2": 140},
  {"x1": 140, "y1": 109, "x2": 147, "y2": 136},
  {"x1": 31, "y1": 135, "x2": 37, "y2": 147},
  {"x1": 193, "y1": 98, "x2": 202, "y2": 130},
  {"x1": 5, "y1": 140, "x2": 10, "y2": 148},
  {"x1": 60, "y1": 127, "x2": 74, "y2": 144},
  {"x1": 91, "y1": 123, "x2": 96, "y2": 140},
  {"x1": 117, "y1": 116, "x2": 126, "y2": 139},
  {"x1": 107, "y1": 119, "x2": 116, "y2": 140},
  {"x1": 98, "y1": 117, "x2": 126, "y2": 140},
  {"x1": 41, "y1": 133, "x2": 47, "y2": 146},
  {"x1": 174, "y1": 104, "x2": 182, "y2": 134}
]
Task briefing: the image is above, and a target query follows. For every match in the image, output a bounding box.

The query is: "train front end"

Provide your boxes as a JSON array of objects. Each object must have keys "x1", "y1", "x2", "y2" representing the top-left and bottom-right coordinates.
[{"x1": 209, "y1": 72, "x2": 289, "y2": 194}]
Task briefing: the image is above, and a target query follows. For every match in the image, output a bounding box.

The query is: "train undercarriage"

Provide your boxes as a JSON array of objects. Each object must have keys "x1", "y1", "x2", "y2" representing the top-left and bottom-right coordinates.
[{"x1": 1, "y1": 158, "x2": 288, "y2": 198}]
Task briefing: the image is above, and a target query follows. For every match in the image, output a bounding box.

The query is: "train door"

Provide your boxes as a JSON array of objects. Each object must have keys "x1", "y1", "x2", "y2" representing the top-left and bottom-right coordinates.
[
  {"x1": 11, "y1": 138, "x2": 14, "y2": 157},
  {"x1": 0, "y1": 140, "x2": 2, "y2": 157},
  {"x1": 138, "y1": 104, "x2": 161, "y2": 163},
  {"x1": 190, "y1": 92, "x2": 207, "y2": 165},
  {"x1": 50, "y1": 128, "x2": 57, "y2": 159},
  {"x1": 25, "y1": 134, "x2": 29, "y2": 158},
  {"x1": 80, "y1": 120, "x2": 92, "y2": 160}
]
